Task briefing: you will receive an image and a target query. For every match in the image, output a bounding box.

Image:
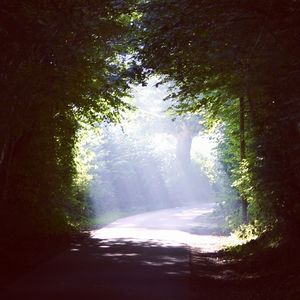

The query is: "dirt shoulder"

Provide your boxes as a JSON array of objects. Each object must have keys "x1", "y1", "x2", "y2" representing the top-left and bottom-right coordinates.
[{"x1": 190, "y1": 246, "x2": 300, "y2": 300}]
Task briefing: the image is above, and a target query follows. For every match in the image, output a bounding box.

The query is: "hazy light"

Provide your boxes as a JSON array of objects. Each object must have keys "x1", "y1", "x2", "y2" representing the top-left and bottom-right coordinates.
[
  {"x1": 151, "y1": 133, "x2": 176, "y2": 154},
  {"x1": 191, "y1": 135, "x2": 217, "y2": 158},
  {"x1": 82, "y1": 76, "x2": 218, "y2": 222}
]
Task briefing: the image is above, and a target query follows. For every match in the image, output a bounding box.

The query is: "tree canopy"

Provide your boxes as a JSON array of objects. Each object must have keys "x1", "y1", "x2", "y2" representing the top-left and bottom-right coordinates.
[
  {"x1": 134, "y1": 0, "x2": 300, "y2": 237},
  {"x1": 0, "y1": 0, "x2": 134, "y2": 237},
  {"x1": 1, "y1": 0, "x2": 300, "y2": 246}
]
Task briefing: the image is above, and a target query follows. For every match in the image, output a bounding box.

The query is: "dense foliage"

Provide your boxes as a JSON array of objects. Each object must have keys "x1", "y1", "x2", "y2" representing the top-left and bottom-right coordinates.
[
  {"x1": 134, "y1": 0, "x2": 300, "y2": 237},
  {"x1": 0, "y1": 0, "x2": 133, "y2": 238},
  {"x1": 1, "y1": 0, "x2": 299, "y2": 246}
]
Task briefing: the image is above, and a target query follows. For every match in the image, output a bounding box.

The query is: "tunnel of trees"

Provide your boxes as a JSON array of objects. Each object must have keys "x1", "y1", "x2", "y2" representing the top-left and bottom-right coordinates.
[{"x1": 1, "y1": 0, "x2": 300, "y2": 271}]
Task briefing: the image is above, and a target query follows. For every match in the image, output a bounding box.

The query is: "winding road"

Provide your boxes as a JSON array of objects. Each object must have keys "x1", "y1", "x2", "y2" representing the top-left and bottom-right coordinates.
[{"x1": 1, "y1": 203, "x2": 229, "y2": 300}]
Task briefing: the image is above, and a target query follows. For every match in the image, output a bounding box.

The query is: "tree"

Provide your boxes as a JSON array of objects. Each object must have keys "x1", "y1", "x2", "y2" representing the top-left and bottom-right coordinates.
[
  {"x1": 239, "y1": 97, "x2": 248, "y2": 223},
  {"x1": 0, "y1": 0, "x2": 134, "y2": 237},
  {"x1": 134, "y1": 0, "x2": 300, "y2": 236}
]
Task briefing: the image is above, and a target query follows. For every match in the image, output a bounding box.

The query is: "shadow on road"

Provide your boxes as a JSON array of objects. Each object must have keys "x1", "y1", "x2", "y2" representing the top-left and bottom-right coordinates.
[{"x1": 1, "y1": 236, "x2": 193, "y2": 300}]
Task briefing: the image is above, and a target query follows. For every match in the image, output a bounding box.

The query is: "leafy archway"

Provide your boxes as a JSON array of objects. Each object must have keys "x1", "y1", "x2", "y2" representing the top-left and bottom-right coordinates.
[{"x1": 1, "y1": 0, "x2": 300, "y2": 246}]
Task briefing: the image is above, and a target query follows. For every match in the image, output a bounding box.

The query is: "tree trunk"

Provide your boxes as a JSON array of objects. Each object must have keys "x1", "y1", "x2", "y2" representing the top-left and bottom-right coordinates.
[
  {"x1": 176, "y1": 122, "x2": 193, "y2": 167},
  {"x1": 247, "y1": 96, "x2": 256, "y2": 125},
  {"x1": 240, "y1": 97, "x2": 248, "y2": 223}
]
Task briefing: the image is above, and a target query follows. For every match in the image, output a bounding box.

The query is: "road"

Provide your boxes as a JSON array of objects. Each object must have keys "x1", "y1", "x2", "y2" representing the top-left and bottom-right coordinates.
[{"x1": 0, "y1": 203, "x2": 229, "y2": 300}]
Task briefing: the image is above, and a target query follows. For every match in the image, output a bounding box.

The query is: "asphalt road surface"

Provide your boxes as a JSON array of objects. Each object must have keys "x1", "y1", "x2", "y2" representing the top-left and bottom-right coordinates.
[{"x1": 1, "y1": 203, "x2": 229, "y2": 300}]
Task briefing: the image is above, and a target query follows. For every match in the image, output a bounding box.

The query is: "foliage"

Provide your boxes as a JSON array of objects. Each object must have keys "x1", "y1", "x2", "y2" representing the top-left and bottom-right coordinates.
[
  {"x1": 2, "y1": 0, "x2": 300, "y2": 247},
  {"x1": 88, "y1": 121, "x2": 173, "y2": 213},
  {"x1": 0, "y1": 0, "x2": 135, "y2": 238},
  {"x1": 134, "y1": 0, "x2": 300, "y2": 237}
]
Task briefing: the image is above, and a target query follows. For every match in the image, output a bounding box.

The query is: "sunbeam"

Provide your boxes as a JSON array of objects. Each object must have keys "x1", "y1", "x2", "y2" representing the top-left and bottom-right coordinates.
[{"x1": 81, "y1": 77, "x2": 218, "y2": 222}]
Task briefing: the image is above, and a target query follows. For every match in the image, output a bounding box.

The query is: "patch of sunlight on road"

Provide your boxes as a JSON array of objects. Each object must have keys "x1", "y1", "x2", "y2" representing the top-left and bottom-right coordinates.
[
  {"x1": 91, "y1": 206, "x2": 236, "y2": 252},
  {"x1": 92, "y1": 227, "x2": 229, "y2": 252},
  {"x1": 173, "y1": 208, "x2": 212, "y2": 220},
  {"x1": 102, "y1": 253, "x2": 140, "y2": 257}
]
